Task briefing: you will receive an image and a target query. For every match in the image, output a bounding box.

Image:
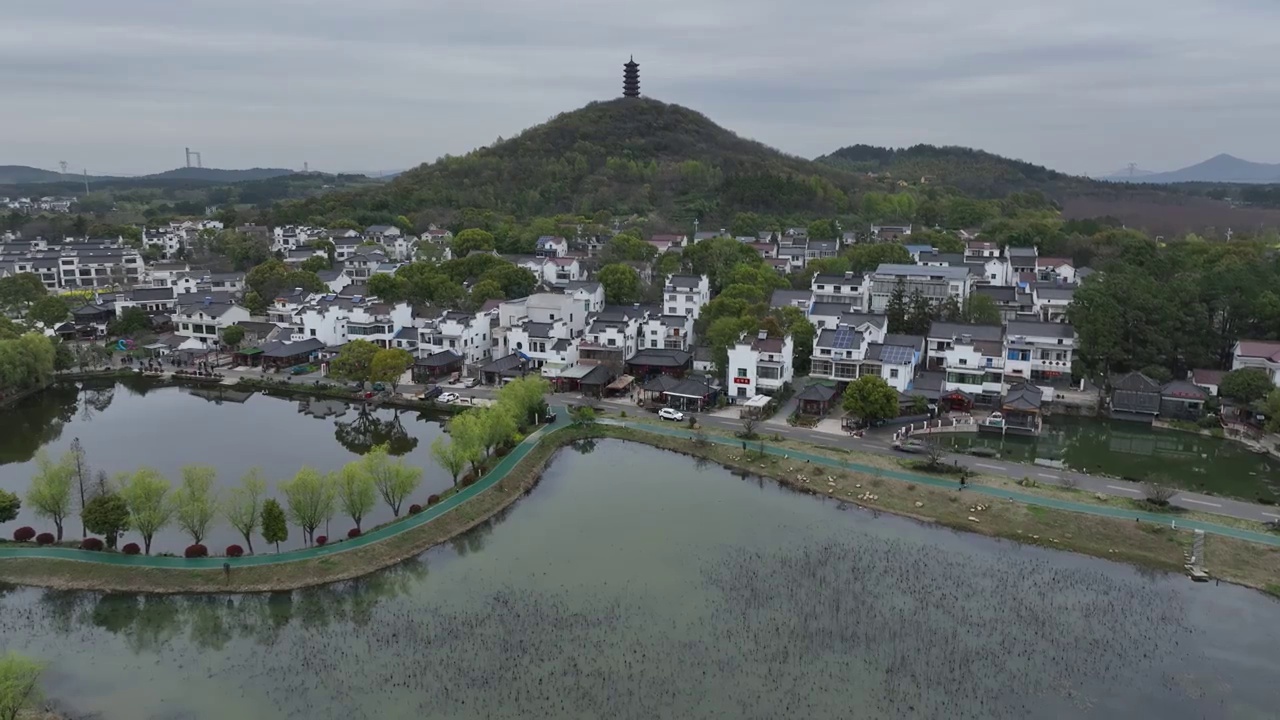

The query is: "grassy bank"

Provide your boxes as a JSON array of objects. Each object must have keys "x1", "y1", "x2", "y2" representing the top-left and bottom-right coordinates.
[{"x1": 2, "y1": 422, "x2": 1277, "y2": 596}]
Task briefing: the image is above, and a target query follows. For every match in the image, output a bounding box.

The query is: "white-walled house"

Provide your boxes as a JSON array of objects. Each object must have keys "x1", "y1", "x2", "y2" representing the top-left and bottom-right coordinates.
[
  {"x1": 927, "y1": 321, "x2": 1005, "y2": 405},
  {"x1": 662, "y1": 275, "x2": 711, "y2": 320},
  {"x1": 115, "y1": 286, "x2": 177, "y2": 317},
  {"x1": 172, "y1": 296, "x2": 251, "y2": 349},
  {"x1": 506, "y1": 318, "x2": 576, "y2": 375},
  {"x1": 868, "y1": 264, "x2": 973, "y2": 313},
  {"x1": 809, "y1": 314, "x2": 924, "y2": 392},
  {"x1": 810, "y1": 272, "x2": 869, "y2": 308},
  {"x1": 641, "y1": 314, "x2": 694, "y2": 351},
  {"x1": 563, "y1": 281, "x2": 605, "y2": 315},
  {"x1": 1035, "y1": 257, "x2": 1076, "y2": 284},
  {"x1": 1231, "y1": 340, "x2": 1280, "y2": 384},
  {"x1": 297, "y1": 298, "x2": 413, "y2": 348},
  {"x1": 1002, "y1": 320, "x2": 1076, "y2": 386},
  {"x1": 535, "y1": 235, "x2": 569, "y2": 258},
  {"x1": 1030, "y1": 284, "x2": 1074, "y2": 322},
  {"x1": 726, "y1": 330, "x2": 795, "y2": 399},
  {"x1": 417, "y1": 309, "x2": 495, "y2": 366}
]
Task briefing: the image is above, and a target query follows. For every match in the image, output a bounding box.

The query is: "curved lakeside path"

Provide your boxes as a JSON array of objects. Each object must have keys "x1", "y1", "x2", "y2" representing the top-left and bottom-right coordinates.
[{"x1": 1, "y1": 409, "x2": 1277, "y2": 576}]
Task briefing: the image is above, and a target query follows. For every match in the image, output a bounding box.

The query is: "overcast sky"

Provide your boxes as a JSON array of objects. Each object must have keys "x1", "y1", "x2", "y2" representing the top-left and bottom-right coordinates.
[{"x1": 4, "y1": 0, "x2": 1278, "y2": 178}]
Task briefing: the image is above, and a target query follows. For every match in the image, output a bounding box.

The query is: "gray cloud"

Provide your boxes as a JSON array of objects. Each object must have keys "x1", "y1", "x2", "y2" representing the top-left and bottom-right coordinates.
[{"x1": 2, "y1": 0, "x2": 1277, "y2": 177}]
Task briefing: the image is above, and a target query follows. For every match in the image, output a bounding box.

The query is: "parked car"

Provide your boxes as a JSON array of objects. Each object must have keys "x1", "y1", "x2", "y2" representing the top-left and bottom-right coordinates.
[
  {"x1": 438, "y1": 392, "x2": 460, "y2": 404},
  {"x1": 658, "y1": 407, "x2": 685, "y2": 422},
  {"x1": 421, "y1": 386, "x2": 443, "y2": 400},
  {"x1": 463, "y1": 377, "x2": 480, "y2": 388}
]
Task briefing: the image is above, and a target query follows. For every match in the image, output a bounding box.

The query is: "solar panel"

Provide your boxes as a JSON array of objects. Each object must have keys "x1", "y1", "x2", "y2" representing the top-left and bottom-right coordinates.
[
  {"x1": 880, "y1": 345, "x2": 913, "y2": 365},
  {"x1": 832, "y1": 326, "x2": 856, "y2": 349}
]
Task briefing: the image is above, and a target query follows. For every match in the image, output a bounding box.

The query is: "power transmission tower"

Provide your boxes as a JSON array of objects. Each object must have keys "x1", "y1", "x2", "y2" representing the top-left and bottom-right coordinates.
[
  {"x1": 1126, "y1": 163, "x2": 1138, "y2": 177},
  {"x1": 59, "y1": 160, "x2": 68, "y2": 176}
]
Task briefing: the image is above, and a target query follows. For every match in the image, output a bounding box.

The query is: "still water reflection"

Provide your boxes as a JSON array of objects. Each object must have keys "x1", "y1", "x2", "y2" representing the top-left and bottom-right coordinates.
[
  {"x1": 2, "y1": 442, "x2": 1278, "y2": 719},
  {"x1": 0, "y1": 380, "x2": 450, "y2": 552}
]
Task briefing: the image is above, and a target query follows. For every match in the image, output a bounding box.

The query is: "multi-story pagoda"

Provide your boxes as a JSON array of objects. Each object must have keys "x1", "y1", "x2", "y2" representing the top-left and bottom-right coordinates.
[{"x1": 623, "y1": 56, "x2": 640, "y2": 98}]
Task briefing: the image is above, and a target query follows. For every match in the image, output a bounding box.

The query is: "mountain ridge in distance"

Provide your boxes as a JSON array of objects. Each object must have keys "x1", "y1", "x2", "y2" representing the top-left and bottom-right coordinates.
[
  {"x1": 1100, "y1": 154, "x2": 1280, "y2": 184},
  {"x1": 0, "y1": 164, "x2": 296, "y2": 185}
]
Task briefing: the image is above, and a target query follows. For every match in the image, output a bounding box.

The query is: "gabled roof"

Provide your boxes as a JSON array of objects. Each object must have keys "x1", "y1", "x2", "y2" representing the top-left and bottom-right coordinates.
[
  {"x1": 627, "y1": 348, "x2": 692, "y2": 367},
  {"x1": 1190, "y1": 368, "x2": 1225, "y2": 387},
  {"x1": 874, "y1": 263, "x2": 971, "y2": 280},
  {"x1": 927, "y1": 322, "x2": 1002, "y2": 342},
  {"x1": 259, "y1": 338, "x2": 325, "y2": 358},
  {"x1": 796, "y1": 383, "x2": 838, "y2": 402},
  {"x1": 1005, "y1": 320, "x2": 1075, "y2": 339},
  {"x1": 1235, "y1": 340, "x2": 1280, "y2": 362},
  {"x1": 1161, "y1": 380, "x2": 1208, "y2": 400},
  {"x1": 415, "y1": 350, "x2": 462, "y2": 367},
  {"x1": 1003, "y1": 382, "x2": 1043, "y2": 410},
  {"x1": 770, "y1": 289, "x2": 811, "y2": 308},
  {"x1": 809, "y1": 302, "x2": 857, "y2": 317},
  {"x1": 666, "y1": 275, "x2": 703, "y2": 290},
  {"x1": 1112, "y1": 371, "x2": 1161, "y2": 393},
  {"x1": 816, "y1": 328, "x2": 862, "y2": 350}
]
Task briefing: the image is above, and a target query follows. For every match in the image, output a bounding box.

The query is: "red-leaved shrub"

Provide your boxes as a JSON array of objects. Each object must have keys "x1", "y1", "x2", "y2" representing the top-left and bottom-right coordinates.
[
  {"x1": 184, "y1": 544, "x2": 208, "y2": 558},
  {"x1": 427, "y1": 494, "x2": 441, "y2": 506},
  {"x1": 122, "y1": 543, "x2": 141, "y2": 555},
  {"x1": 315, "y1": 535, "x2": 328, "y2": 546},
  {"x1": 347, "y1": 528, "x2": 361, "y2": 539},
  {"x1": 80, "y1": 537, "x2": 105, "y2": 551},
  {"x1": 35, "y1": 532, "x2": 55, "y2": 545},
  {"x1": 12, "y1": 526, "x2": 36, "y2": 543},
  {"x1": 225, "y1": 544, "x2": 244, "y2": 558},
  {"x1": 408, "y1": 504, "x2": 423, "y2": 515}
]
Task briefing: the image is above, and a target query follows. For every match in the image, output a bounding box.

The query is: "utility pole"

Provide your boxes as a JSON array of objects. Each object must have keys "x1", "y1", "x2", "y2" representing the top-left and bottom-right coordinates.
[
  {"x1": 83, "y1": 169, "x2": 89, "y2": 194},
  {"x1": 59, "y1": 160, "x2": 68, "y2": 177}
]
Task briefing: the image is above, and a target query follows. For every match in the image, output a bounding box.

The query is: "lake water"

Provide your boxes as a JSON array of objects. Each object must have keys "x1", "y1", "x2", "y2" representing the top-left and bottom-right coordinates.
[
  {"x1": 2, "y1": 439, "x2": 1279, "y2": 719},
  {"x1": 0, "y1": 379, "x2": 451, "y2": 552},
  {"x1": 940, "y1": 416, "x2": 1280, "y2": 503}
]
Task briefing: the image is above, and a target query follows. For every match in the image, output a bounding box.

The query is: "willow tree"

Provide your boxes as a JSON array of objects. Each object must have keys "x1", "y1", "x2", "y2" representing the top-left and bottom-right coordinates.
[
  {"x1": 334, "y1": 462, "x2": 376, "y2": 531},
  {"x1": 174, "y1": 465, "x2": 219, "y2": 545},
  {"x1": 279, "y1": 467, "x2": 335, "y2": 546},
  {"x1": 26, "y1": 450, "x2": 74, "y2": 541},
  {"x1": 224, "y1": 468, "x2": 267, "y2": 554},
  {"x1": 118, "y1": 468, "x2": 174, "y2": 555},
  {"x1": 363, "y1": 443, "x2": 422, "y2": 516}
]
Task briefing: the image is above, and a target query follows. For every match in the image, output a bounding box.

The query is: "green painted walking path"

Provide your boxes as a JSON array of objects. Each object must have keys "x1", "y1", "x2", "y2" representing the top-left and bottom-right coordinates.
[
  {"x1": 2, "y1": 409, "x2": 1277, "y2": 576},
  {"x1": 0, "y1": 410, "x2": 571, "y2": 570}
]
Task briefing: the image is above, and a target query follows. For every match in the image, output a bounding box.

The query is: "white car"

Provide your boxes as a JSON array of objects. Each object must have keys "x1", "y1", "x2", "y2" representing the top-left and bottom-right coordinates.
[
  {"x1": 658, "y1": 407, "x2": 685, "y2": 422},
  {"x1": 438, "y1": 392, "x2": 460, "y2": 404}
]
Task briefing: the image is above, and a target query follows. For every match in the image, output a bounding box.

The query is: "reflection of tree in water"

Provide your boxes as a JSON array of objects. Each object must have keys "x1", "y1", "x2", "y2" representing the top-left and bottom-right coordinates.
[
  {"x1": 39, "y1": 557, "x2": 431, "y2": 652},
  {"x1": 333, "y1": 406, "x2": 418, "y2": 456},
  {"x1": 570, "y1": 438, "x2": 597, "y2": 455},
  {"x1": 0, "y1": 382, "x2": 79, "y2": 465},
  {"x1": 450, "y1": 506, "x2": 507, "y2": 558},
  {"x1": 78, "y1": 383, "x2": 115, "y2": 421}
]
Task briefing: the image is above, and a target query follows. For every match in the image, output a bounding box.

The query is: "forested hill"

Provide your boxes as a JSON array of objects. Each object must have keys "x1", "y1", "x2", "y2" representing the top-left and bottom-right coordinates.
[
  {"x1": 273, "y1": 98, "x2": 862, "y2": 226},
  {"x1": 815, "y1": 144, "x2": 1093, "y2": 197}
]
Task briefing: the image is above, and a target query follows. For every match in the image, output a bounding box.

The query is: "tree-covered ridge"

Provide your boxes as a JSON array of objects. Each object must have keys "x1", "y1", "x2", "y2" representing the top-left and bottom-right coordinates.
[
  {"x1": 274, "y1": 98, "x2": 862, "y2": 226},
  {"x1": 815, "y1": 144, "x2": 1090, "y2": 197}
]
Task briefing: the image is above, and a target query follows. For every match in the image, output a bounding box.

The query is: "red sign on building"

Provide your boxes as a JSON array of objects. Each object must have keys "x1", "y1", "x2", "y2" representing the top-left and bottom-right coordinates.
[{"x1": 733, "y1": 377, "x2": 751, "y2": 385}]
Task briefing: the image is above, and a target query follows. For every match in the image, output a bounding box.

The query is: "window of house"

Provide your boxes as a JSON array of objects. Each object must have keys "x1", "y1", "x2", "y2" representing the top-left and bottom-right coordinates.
[
  {"x1": 667, "y1": 307, "x2": 676, "y2": 314},
  {"x1": 736, "y1": 368, "x2": 748, "y2": 378},
  {"x1": 607, "y1": 338, "x2": 616, "y2": 347},
  {"x1": 890, "y1": 368, "x2": 899, "y2": 379},
  {"x1": 651, "y1": 340, "x2": 658, "y2": 348},
  {"x1": 959, "y1": 359, "x2": 967, "y2": 366}
]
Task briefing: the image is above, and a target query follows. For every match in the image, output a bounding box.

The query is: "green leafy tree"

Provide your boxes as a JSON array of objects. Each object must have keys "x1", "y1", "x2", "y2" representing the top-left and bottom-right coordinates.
[
  {"x1": 369, "y1": 348, "x2": 414, "y2": 393},
  {"x1": 66, "y1": 438, "x2": 90, "y2": 537},
  {"x1": 118, "y1": 467, "x2": 174, "y2": 555},
  {"x1": 334, "y1": 462, "x2": 377, "y2": 531},
  {"x1": 363, "y1": 443, "x2": 423, "y2": 516},
  {"x1": 480, "y1": 263, "x2": 538, "y2": 298},
  {"x1": 1219, "y1": 368, "x2": 1274, "y2": 404},
  {"x1": 279, "y1": 467, "x2": 335, "y2": 546},
  {"x1": 225, "y1": 468, "x2": 267, "y2": 554},
  {"x1": 174, "y1": 465, "x2": 219, "y2": 545},
  {"x1": 807, "y1": 219, "x2": 838, "y2": 240},
  {"x1": 328, "y1": 339, "x2": 381, "y2": 383},
  {"x1": 905, "y1": 289, "x2": 934, "y2": 336},
  {"x1": 0, "y1": 490, "x2": 19, "y2": 524},
  {"x1": 220, "y1": 324, "x2": 245, "y2": 349},
  {"x1": 367, "y1": 273, "x2": 405, "y2": 302},
  {"x1": 570, "y1": 406, "x2": 596, "y2": 424},
  {"x1": 469, "y1": 279, "x2": 505, "y2": 304},
  {"x1": 108, "y1": 307, "x2": 151, "y2": 336},
  {"x1": 451, "y1": 228, "x2": 496, "y2": 256},
  {"x1": 0, "y1": 652, "x2": 45, "y2": 720},
  {"x1": 26, "y1": 450, "x2": 74, "y2": 541},
  {"x1": 601, "y1": 233, "x2": 656, "y2": 262},
  {"x1": 598, "y1": 263, "x2": 643, "y2": 305},
  {"x1": 885, "y1": 278, "x2": 909, "y2": 333},
  {"x1": 495, "y1": 374, "x2": 551, "y2": 427},
  {"x1": 842, "y1": 375, "x2": 899, "y2": 423},
  {"x1": 479, "y1": 406, "x2": 517, "y2": 457},
  {"x1": 299, "y1": 255, "x2": 331, "y2": 273},
  {"x1": 963, "y1": 293, "x2": 1001, "y2": 325},
  {"x1": 430, "y1": 435, "x2": 470, "y2": 486},
  {"x1": 81, "y1": 492, "x2": 129, "y2": 549},
  {"x1": 0, "y1": 273, "x2": 47, "y2": 313},
  {"x1": 27, "y1": 295, "x2": 69, "y2": 328},
  {"x1": 448, "y1": 410, "x2": 490, "y2": 476},
  {"x1": 844, "y1": 243, "x2": 912, "y2": 273},
  {"x1": 1265, "y1": 389, "x2": 1280, "y2": 433},
  {"x1": 260, "y1": 498, "x2": 289, "y2": 553}
]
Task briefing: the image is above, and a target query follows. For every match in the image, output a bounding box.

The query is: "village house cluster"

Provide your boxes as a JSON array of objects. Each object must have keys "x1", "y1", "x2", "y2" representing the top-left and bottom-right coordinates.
[{"x1": 4, "y1": 218, "x2": 1270, "y2": 431}]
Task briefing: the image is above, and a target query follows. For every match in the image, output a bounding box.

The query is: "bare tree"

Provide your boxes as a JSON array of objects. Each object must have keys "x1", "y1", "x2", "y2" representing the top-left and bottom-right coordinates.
[
  {"x1": 740, "y1": 415, "x2": 758, "y2": 440},
  {"x1": 922, "y1": 439, "x2": 946, "y2": 470},
  {"x1": 1142, "y1": 481, "x2": 1177, "y2": 507},
  {"x1": 68, "y1": 438, "x2": 90, "y2": 537}
]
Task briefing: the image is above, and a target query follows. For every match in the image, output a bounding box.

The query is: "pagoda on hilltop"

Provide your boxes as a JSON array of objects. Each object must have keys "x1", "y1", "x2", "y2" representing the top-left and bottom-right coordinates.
[{"x1": 623, "y1": 56, "x2": 640, "y2": 98}]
